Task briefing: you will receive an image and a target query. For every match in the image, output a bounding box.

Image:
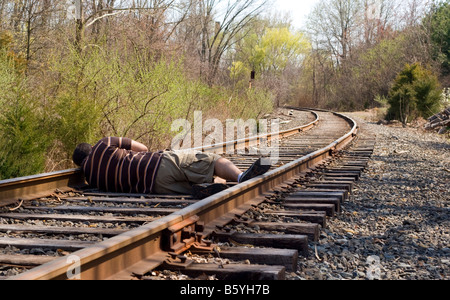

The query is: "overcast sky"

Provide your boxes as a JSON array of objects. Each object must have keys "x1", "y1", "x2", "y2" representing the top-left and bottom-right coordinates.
[{"x1": 272, "y1": 0, "x2": 321, "y2": 29}]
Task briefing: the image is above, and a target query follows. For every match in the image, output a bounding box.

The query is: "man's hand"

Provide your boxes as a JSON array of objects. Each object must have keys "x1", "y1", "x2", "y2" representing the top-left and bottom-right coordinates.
[{"x1": 131, "y1": 140, "x2": 149, "y2": 152}]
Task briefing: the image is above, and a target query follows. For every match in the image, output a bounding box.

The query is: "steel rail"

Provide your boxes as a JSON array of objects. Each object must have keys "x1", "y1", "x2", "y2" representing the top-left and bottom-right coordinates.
[
  {"x1": 191, "y1": 110, "x2": 320, "y2": 154},
  {"x1": 0, "y1": 169, "x2": 86, "y2": 207},
  {"x1": 10, "y1": 110, "x2": 356, "y2": 280}
]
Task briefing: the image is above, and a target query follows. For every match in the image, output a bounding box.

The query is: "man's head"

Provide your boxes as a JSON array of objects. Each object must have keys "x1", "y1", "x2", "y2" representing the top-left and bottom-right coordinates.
[{"x1": 73, "y1": 143, "x2": 92, "y2": 166}]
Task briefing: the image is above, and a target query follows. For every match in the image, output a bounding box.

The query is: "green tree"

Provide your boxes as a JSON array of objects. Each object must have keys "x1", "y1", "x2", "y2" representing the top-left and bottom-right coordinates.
[
  {"x1": 387, "y1": 63, "x2": 442, "y2": 126},
  {"x1": 258, "y1": 27, "x2": 310, "y2": 74},
  {"x1": 231, "y1": 26, "x2": 309, "y2": 78},
  {"x1": 426, "y1": 0, "x2": 450, "y2": 75},
  {"x1": 230, "y1": 25, "x2": 310, "y2": 106}
]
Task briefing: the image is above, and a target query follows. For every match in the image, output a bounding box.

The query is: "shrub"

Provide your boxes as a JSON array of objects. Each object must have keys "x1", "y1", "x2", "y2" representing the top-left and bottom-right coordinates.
[
  {"x1": 0, "y1": 48, "x2": 48, "y2": 179},
  {"x1": 387, "y1": 63, "x2": 442, "y2": 126},
  {"x1": 42, "y1": 44, "x2": 275, "y2": 159}
]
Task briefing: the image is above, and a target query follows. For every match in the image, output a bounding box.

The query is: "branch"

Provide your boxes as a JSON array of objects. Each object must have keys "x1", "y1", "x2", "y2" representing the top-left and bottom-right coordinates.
[
  {"x1": 85, "y1": 11, "x2": 124, "y2": 28},
  {"x1": 84, "y1": 2, "x2": 179, "y2": 29}
]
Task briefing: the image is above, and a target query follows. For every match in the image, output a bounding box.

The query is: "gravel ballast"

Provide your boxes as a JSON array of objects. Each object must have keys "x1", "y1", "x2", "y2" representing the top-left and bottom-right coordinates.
[{"x1": 297, "y1": 113, "x2": 449, "y2": 280}]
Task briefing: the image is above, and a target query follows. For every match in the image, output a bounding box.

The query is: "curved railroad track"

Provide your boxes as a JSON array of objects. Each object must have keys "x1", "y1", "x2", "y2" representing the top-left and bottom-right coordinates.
[{"x1": 0, "y1": 108, "x2": 375, "y2": 280}]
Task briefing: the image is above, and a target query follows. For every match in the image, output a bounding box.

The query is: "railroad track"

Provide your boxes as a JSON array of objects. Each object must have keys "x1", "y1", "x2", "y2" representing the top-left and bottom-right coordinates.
[{"x1": 0, "y1": 108, "x2": 375, "y2": 280}]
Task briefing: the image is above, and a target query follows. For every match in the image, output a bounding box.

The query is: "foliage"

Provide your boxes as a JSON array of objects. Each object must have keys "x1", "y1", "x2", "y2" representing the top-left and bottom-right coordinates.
[
  {"x1": 231, "y1": 26, "x2": 310, "y2": 78},
  {"x1": 258, "y1": 28, "x2": 310, "y2": 73},
  {"x1": 426, "y1": 0, "x2": 450, "y2": 75},
  {"x1": 0, "y1": 46, "x2": 48, "y2": 179},
  {"x1": 44, "y1": 46, "x2": 105, "y2": 158},
  {"x1": 2, "y1": 0, "x2": 448, "y2": 178},
  {"x1": 333, "y1": 34, "x2": 411, "y2": 110},
  {"x1": 0, "y1": 31, "x2": 27, "y2": 73},
  {"x1": 387, "y1": 63, "x2": 442, "y2": 125},
  {"x1": 230, "y1": 24, "x2": 310, "y2": 106},
  {"x1": 303, "y1": 0, "x2": 445, "y2": 110},
  {"x1": 41, "y1": 42, "x2": 274, "y2": 166}
]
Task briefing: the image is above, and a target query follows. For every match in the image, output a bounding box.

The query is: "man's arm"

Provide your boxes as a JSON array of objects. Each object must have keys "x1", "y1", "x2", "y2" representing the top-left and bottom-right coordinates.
[
  {"x1": 131, "y1": 140, "x2": 149, "y2": 152},
  {"x1": 101, "y1": 137, "x2": 148, "y2": 152}
]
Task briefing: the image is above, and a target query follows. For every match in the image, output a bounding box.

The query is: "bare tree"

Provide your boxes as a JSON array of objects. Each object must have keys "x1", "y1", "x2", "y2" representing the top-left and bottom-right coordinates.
[
  {"x1": 71, "y1": 0, "x2": 178, "y2": 50},
  {"x1": 0, "y1": 0, "x2": 62, "y2": 70},
  {"x1": 179, "y1": 0, "x2": 268, "y2": 85},
  {"x1": 307, "y1": 0, "x2": 363, "y2": 65},
  {"x1": 361, "y1": 0, "x2": 399, "y2": 45},
  {"x1": 0, "y1": 1, "x2": 6, "y2": 29}
]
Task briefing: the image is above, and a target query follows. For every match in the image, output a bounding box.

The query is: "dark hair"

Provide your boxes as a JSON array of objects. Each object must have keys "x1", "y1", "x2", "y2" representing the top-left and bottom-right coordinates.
[{"x1": 72, "y1": 143, "x2": 92, "y2": 166}]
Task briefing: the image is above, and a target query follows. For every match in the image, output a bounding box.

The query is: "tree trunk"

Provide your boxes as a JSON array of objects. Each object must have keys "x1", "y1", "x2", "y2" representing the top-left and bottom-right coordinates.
[{"x1": 75, "y1": 0, "x2": 83, "y2": 54}]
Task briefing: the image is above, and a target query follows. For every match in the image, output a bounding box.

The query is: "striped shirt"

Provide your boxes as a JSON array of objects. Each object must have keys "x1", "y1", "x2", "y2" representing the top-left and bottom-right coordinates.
[{"x1": 82, "y1": 137, "x2": 163, "y2": 194}]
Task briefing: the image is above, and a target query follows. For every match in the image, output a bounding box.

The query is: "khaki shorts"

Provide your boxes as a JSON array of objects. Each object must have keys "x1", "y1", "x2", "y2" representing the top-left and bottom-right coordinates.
[{"x1": 153, "y1": 150, "x2": 221, "y2": 195}]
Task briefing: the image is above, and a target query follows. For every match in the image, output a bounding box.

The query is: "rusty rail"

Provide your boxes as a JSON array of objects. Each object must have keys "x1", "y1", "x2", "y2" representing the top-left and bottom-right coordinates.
[
  {"x1": 9, "y1": 110, "x2": 357, "y2": 280},
  {"x1": 192, "y1": 110, "x2": 320, "y2": 154},
  {"x1": 0, "y1": 169, "x2": 85, "y2": 207}
]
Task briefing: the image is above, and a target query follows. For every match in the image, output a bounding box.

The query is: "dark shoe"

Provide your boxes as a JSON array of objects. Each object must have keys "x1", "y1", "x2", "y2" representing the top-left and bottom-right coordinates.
[
  {"x1": 192, "y1": 183, "x2": 230, "y2": 200},
  {"x1": 239, "y1": 158, "x2": 271, "y2": 183}
]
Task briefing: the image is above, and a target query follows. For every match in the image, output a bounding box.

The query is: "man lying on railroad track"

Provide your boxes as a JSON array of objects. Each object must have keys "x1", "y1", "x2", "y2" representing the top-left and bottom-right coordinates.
[{"x1": 72, "y1": 137, "x2": 271, "y2": 199}]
